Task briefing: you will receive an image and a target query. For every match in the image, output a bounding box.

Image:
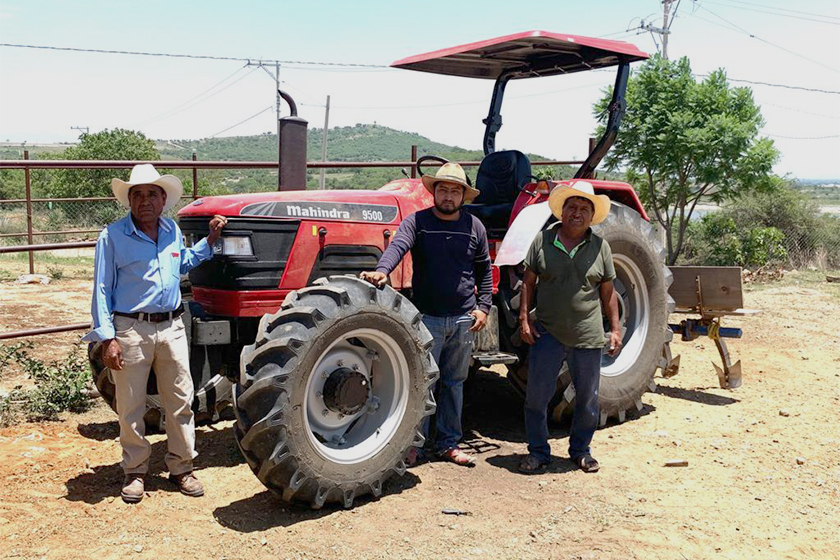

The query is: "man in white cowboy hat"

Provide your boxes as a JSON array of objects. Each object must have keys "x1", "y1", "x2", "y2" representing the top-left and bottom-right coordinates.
[
  {"x1": 82, "y1": 163, "x2": 227, "y2": 503},
  {"x1": 517, "y1": 180, "x2": 622, "y2": 474},
  {"x1": 360, "y1": 162, "x2": 491, "y2": 467}
]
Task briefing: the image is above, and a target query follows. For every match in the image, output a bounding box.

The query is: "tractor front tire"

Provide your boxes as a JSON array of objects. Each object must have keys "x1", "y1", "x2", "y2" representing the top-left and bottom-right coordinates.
[{"x1": 234, "y1": 275, "x2": 438, "y2": 508}]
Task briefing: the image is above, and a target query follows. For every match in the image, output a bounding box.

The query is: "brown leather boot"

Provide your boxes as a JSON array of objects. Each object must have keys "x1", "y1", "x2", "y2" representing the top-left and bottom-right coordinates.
[
  {"x1": 121, "y1": 475, "x2": 145, "y2": 504},
  {"x1": 169, "y1": 472, "x2": 204, "y2": 497}
]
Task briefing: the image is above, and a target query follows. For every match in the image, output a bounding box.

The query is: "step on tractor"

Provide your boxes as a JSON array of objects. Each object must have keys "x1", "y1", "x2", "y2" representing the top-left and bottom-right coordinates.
[{"x1": 90, "y1": 31, "x2": 748, "y2": 508}]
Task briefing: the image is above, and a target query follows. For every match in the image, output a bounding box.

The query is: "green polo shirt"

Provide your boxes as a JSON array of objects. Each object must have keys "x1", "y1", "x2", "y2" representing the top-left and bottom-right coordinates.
[{"x1": 524, "y1": 226, "x2": 616, "y2": 349}]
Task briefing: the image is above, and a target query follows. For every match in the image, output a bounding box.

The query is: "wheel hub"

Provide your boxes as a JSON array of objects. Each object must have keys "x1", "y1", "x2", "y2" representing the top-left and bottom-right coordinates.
[{"x1": 322, "y1": 367, "x2": 370, "y2": 415}]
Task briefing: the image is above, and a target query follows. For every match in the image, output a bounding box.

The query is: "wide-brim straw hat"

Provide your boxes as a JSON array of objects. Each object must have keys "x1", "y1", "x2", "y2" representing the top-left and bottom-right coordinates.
[
  {"x1": 111, "y1": 164, "x2": 183, "y2": 212},
  {"x1": 548, "y1": 180, "x2": 611, "y2": 225},
  {"x1": 421, "y1": 162, "x2": 480, "y2": 203}
]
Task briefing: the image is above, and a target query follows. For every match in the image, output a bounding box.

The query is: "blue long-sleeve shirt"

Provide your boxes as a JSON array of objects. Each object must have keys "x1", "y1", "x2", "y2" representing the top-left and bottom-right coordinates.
[
  {"x1": 375, "y1": 208, "x2": 492, "y2": 317},
  {"x1": 82, "y1": 214, "x2": 213, "y2": 342}
]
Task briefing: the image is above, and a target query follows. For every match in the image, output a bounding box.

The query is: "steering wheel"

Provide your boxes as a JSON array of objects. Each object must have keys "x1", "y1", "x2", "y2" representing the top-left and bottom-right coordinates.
[
  {"x1": 517, "y1": 174, "x2": 548, "y2": 198},
  {"x1": 416, "y1": 155, "x2": 474, "y2": 187}
]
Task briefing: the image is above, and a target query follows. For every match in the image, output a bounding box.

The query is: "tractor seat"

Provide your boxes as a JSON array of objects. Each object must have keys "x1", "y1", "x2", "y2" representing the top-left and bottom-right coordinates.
[{"x1": 465, "y1": 150, "x2": 532, "y2": 237}]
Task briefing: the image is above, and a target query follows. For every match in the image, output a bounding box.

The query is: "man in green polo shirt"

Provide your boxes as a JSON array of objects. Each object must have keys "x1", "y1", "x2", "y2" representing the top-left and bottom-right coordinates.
[{"x1": 518, "y1": 181, "x2": 622, "y2": 474}]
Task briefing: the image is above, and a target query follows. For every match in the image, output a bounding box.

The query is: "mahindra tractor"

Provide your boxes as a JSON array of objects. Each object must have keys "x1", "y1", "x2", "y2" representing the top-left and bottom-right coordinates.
[{"x1": 90, "y1": 31, "x2": 722, "y2": 508}]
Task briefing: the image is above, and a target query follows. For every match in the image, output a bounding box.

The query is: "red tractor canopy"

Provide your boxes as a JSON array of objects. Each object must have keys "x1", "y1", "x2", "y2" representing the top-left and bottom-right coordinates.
[{"x1": 391, "y1": 30, "x2": 647, "y2": 79}]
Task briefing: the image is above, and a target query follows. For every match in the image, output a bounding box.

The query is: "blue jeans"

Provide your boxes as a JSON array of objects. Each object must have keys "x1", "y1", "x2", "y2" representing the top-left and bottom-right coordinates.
[
  {"x1": 524, "y1": 322, "x2": 601, "y2": 463},
  {"x1": 422, "y1": 313, "x2": 475, "y2": 453}
]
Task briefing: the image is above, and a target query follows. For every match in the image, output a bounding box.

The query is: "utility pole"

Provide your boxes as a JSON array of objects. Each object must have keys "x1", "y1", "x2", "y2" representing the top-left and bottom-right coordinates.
[
  {"x1": 247, "y1": 61, "x2": 283, "y2": 189},
  {"x1": 70, "y1": 126, "x2": 89, "y2": 136},
  {"x1": 638, "y1": 0, "x2": 678, "y2": 59},
  {"x1": 319, "y1": 95, "x2": 330, "y2": 190}
]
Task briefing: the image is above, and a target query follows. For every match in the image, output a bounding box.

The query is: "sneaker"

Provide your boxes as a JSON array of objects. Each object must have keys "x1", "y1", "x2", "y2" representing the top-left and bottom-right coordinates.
[
  {"x1": 121, "y1": 475, "x2": 145, "y2": 503},
  {"x1": 169, "y1": 472, "x2": 204, "y2": 497}
]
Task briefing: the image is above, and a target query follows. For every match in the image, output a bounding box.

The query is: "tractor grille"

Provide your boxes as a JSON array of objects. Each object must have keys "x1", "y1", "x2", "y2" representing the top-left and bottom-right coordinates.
[{"x1": 179, "y1": 217, "x2": 300, "y2": 290}]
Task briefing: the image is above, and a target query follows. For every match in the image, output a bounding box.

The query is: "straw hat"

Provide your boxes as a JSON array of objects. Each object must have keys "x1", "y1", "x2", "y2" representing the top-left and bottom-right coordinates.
[
  {"x1": 421, "y1": 162, "x2": 480, "y2": 203},
  {"x1": 548, "y1": 180, "x2": 611, "y2": 225},
  {"x1": 111, "y1": 164, "x2": 183, "y2": 212}
]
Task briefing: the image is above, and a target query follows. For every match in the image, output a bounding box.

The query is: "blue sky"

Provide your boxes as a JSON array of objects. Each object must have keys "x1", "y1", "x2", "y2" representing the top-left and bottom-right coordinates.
[{"x1": 1, "y1": 0, "x2": 838, "y2": 179}]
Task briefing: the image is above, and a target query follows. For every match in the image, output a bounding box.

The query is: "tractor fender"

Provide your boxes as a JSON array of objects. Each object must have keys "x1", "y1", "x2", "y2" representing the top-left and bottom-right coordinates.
[{"x1": 494, "y1": 202, "x2": 553, "y2": 267}]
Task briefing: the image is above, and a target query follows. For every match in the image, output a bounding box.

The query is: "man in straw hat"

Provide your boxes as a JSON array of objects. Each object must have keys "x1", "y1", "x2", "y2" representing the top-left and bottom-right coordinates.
[
  {"x1": 361, "y1": 162, "x2": 491, "y2": 467},
  {"x1": 517, "y1": 180, "x2": 622, "y2": 474},
  {"x1": 83, "y1": 164, "x2": 227, "y2": 503}
]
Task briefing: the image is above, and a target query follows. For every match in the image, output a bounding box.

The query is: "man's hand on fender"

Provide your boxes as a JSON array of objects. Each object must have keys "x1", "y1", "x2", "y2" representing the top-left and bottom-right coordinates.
[
  {"x1": 102, "y1": 338, "x2": 124, "y2": 371},
  {"x1": 519, "y1": 316, "x2": 540, "y2": 345},
  {"x1": 360, "y1": 271, "x2": 388, "y2": 287},
  {"x1": 469, "y1": 309, "x2": 487, "y2": 332},
  {"x1": 206, "y1": 214, "x2": 228, "y2": 245}
]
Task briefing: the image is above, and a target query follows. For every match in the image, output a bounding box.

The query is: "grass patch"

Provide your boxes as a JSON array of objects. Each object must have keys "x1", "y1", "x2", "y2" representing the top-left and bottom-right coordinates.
[{"x1": 0, "y1": 253, "x2": 94, "y2": 281}]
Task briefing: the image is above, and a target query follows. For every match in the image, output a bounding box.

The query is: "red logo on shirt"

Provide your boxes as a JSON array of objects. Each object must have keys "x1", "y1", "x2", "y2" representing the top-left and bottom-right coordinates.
[{"x1": 171, "y1": 252, "x2": 179, "y2": 257}]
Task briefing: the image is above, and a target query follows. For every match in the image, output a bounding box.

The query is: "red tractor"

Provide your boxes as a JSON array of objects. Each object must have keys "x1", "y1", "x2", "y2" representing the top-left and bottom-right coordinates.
[{"x1": 94, "y1": 31, "x2": 682, "y2": 508}]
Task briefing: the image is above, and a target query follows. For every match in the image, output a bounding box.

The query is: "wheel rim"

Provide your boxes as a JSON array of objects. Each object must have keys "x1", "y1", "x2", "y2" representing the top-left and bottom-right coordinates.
[
  {"x1": 601, "y1": 254, "x2": 650, "y2": 377},
  {"x1": 303, "y1": 327, "x2": 410, "y2": 464}
]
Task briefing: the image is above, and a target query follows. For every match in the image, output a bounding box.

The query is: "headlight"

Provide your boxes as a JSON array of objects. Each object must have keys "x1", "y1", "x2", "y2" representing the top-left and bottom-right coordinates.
[{"x1": 212, "y1": 236, "x2": 254, "y2": 256}]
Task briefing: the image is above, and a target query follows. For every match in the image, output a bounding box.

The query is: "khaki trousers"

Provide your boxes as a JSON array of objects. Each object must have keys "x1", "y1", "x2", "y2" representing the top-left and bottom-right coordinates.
[{"x1": 112, "y1": 314, "x2": 196, "y2": 476}]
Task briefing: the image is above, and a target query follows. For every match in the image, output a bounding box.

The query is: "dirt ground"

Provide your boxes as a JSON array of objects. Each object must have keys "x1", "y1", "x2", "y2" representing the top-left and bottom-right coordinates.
[{"x1": 1, "y1": 270, "x2": 838, "y2": 560}]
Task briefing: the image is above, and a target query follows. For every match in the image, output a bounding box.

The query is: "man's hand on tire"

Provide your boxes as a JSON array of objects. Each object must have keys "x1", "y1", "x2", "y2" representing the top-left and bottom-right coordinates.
[
  {"x1": 103, "y1": 338, "x2": 124, "y2": 371},
  {"x1": 360, "y1": 271, "x2": 388, "y2": 287}
]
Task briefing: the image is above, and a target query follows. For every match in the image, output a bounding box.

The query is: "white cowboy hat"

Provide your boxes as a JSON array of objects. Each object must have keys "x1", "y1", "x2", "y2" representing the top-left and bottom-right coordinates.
[
  {"x1": 421, "y1": 162, "x2": 480, "y2": 203},
  {"x1": 111, "y1": 164, "x2": 183, "y2": 212},
  {"x1": 548, "y1": 180, "x2": 611, "y2": 225}
]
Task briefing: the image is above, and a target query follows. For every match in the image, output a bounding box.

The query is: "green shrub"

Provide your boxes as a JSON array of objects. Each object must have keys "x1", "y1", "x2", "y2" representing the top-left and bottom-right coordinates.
[
  {"x1": 0, "y1": 342, "x2": 93, "y2": 423},
  {"x1": 683, "y1": 212, "x2": 786, "y2": 268}
]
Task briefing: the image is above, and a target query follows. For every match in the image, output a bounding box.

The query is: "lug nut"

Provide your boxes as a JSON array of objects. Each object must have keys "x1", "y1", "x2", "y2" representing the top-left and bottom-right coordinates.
[{"x1": 322, "y1": 409, "x2": 329, "y2": 417}]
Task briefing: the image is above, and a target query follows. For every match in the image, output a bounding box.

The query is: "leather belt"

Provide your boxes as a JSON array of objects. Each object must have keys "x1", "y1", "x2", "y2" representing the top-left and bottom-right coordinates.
[{"x1": 114, "y1": 308, "x2": 184, "y2": 323}]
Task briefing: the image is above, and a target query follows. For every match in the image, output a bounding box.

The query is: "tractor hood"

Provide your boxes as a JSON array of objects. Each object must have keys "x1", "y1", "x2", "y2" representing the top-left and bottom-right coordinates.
[
  {"x1": 392, "y1": 30, "x2": 648, "y2": 80},
  {"x1": 178, "y1": 180, "x2": 430, "y2": 225}
]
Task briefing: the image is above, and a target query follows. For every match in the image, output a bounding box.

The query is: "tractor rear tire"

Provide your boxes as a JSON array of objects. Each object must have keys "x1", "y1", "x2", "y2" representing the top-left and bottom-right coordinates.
[
  {"x1": 88, "y1": 301, "x2": 234, "y2": 432},
  {"x1": 234, "y1": 275, "x2": 438, "y2": 508},
  {"x1": 505, "y1": 202, "x2": 674, "y2": 425}
]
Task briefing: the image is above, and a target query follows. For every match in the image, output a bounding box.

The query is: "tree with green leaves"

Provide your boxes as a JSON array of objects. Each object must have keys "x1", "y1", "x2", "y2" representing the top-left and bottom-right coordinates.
[
  {"x1": 50, "y1": 128, "x2": 159, "y2": 198},
  {"x1": 595, "y1": 55, "x2": 779, "y2": 264}
]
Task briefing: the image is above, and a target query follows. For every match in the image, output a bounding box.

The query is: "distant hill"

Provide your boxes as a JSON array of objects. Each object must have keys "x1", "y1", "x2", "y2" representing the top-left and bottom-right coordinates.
[{"x1": 0, "y1": 124, "x2": 577, "y2": 195}]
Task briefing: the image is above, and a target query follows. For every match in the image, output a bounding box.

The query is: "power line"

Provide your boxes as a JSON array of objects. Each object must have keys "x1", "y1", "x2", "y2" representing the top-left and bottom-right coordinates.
[
  {"x1": 765, "y1": 133, "x2": 840, "y2": 140},
  {"x1": 208, "y1": 105, "x2": 274, "y2": 138},
  {"x1": 690, "y1": 3, "x2": 840, "y2": 73},
  {"x1": 136, "y1": 66, "x2": 255, "y2": 126},
  {"x1": 720, "y1": 0, "x2": 840, "y2": 21},
  {"x1": 0, "y1": 42, "x2": 388, "y2": 69},
  {"x1": 717, "y1": 77, "x2": 840, "y2": 95},
  {"x1": 702, "y1": 0, "x2": 840, "y2": 25}
]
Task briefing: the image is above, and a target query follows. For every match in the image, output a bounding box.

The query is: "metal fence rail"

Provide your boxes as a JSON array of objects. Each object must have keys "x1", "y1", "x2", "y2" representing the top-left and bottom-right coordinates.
[{"x1": 0, "y1": 149, "x2": 584, "y2": 340}]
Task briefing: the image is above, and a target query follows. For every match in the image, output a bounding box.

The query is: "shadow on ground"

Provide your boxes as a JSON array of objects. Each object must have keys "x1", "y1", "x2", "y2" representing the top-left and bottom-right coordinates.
[
  {"x1": 212, "y1": 473, "x2": 421, "y2": 531},
  {"x1": 485, "y1": 452, "x2": 578, "y2": 475},
  {"x1": 655, "y1": 383, "x2": 740, "y2": 406},
  {"x1": 64, "y1": 423, "x2": 243, "y2": 504}
]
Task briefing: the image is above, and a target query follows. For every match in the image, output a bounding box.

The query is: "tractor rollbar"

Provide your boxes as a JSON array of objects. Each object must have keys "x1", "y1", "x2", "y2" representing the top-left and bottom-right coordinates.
[
  {"x1": 482, "y1": 71, "x2": 513, "y2": 156},
  {"x1": 575, "y1": 58, "x2": 630, "y2": 179}
]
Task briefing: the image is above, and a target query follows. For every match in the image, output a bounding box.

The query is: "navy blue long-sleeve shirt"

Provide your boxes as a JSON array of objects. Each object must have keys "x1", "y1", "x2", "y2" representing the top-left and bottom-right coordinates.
[{"x1": 375, "y1": 208, "x2": 493, "y2": 317}]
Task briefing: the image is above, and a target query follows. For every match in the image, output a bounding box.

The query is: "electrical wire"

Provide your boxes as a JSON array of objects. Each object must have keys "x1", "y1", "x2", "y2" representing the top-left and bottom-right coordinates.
[
  {"x1": 701, "y1": 0, "x2": 840, "y2": 25},
  {"x1": 136, "y1": 66, "x2": 256, "y2": 126},
  {"x1": 0, "y1": 43, "x2": 389, "y2": 68},
  {"x1": 690, "y1": 4, "x2": 840, "y2": 73},
  {"x1": 716, "y1": 0, "x2": 840, "y2": 21},
  {"x1": 765, "y1": 133, "x2": 840, "y2": 140},
  {"x1": 208, "y1": 105, "x2": 274, "y2": 138}
]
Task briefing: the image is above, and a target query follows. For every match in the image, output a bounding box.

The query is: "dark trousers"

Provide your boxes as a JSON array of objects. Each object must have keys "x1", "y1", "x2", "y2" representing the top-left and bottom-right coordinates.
[{"x1": 524, "y1": 322, "x2": 601, "y2": 462}]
